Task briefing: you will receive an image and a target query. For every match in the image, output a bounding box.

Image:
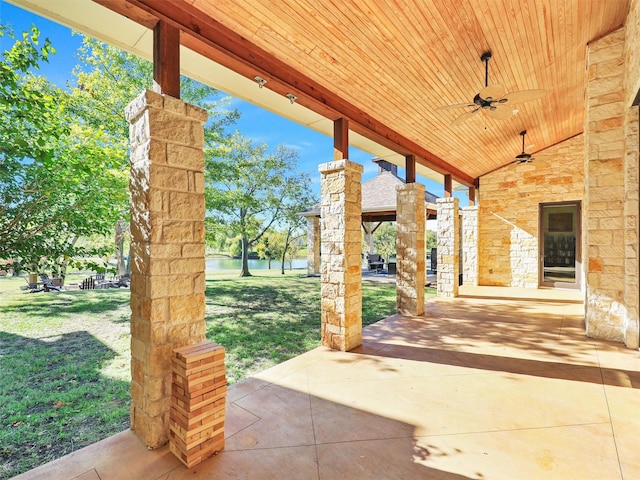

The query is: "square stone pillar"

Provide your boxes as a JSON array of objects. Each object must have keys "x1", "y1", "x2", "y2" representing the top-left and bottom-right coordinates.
[
  {"x1": 462, "y1": 206, "x2": 479, "y2": 286},
  {"x1": 396, "y1": 183, "x2": 426, "y2": 316},
  {"x1": 306, "y1": 216, "x2": 320, "y2": 275},
  {"x1": 319, "y1": 160, "x2": 363, "y2": 351},
  {"x1": 437, "y1": 197, "x2": 460, "y2": 297},
  {"x1": 125, "y1": 90, "x2": 208, "y2": 448}
]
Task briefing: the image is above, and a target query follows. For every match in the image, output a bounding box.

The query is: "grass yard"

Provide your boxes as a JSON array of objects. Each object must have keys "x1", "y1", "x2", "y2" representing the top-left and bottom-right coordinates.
[{"x1": 0, "y1": 270, "x2": 434, "y2": 478}]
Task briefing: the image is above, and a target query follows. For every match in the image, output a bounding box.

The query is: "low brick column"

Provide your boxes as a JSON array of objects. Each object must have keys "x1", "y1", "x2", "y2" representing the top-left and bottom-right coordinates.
[
  {"x1": 170, "y1": 341, "x2": 226, "y2": 468},
  {"x1": 126, "y1": 90, "x2": 208, "y2": 448},
  {"x1": 437, "y1": 197, "x2": 460, "y2": 297},
  {"x1": 396, "y1": 183, "x2": 426, "y2": 316},
  {"x1": 319, "y1": 159, "x2": 363, "y2": 351}
]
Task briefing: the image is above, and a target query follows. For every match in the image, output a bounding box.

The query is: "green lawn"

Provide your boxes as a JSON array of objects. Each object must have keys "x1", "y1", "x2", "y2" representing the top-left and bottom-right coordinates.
[{"x1": 0, "y1": 270, "x2": 434, "y2": 478}]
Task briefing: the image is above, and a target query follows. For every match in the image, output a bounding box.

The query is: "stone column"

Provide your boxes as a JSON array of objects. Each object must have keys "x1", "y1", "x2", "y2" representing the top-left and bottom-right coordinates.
[
  {"x1": 319, "y1": 160, "x2": 363, "y2": 351},
  {"x1": 306, "y1": 216, "x2": 320, "y2": 275},
  {"x1": 125, "y1": 90, "x2": 208, "y2": 448},
  {"x1": 584, "y1": 29, "x2": 630, "y2": 345},
  {"x1": 396, "y1": 183, "x2": 426, "y2": 316},
  {"x1": 462, "y1": 206, "x2": 479, "y2": 286},
  {"x1": 437, "y1": 197, "x2": 460, "y2": 297},
  {"x1": 623, "y1": 105, "x2": 639, "y2": 348}
]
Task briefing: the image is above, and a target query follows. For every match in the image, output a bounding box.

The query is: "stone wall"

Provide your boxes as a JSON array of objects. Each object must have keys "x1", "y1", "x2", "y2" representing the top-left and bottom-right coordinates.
[
  {"x1": 584, "y1": 15, "x2": 640, "y2": 348},
  {"x1": 624, "y1": 0, "x2": 640, "y2": 348},
  {"x1": 126, "y1": 90, "x2": 208, "y2": 448},
  {"x1": 319, "y1": 160, "x2": 363, "y2": 351},
  {"x1": 477, "y1": 135, "x2": 584, "y2": 287},
  {"x1": 437, "y1": 197, "x2": 459, "y2": 297},
  {"x1": 461, "y1": 206, "x2": 478, "y2": 286}
]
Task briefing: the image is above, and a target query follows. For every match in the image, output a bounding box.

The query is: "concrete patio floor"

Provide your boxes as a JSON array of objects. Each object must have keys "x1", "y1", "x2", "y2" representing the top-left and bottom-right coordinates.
[{"x1": 15, "y1": 291, "x2": 640, "y2": 479}]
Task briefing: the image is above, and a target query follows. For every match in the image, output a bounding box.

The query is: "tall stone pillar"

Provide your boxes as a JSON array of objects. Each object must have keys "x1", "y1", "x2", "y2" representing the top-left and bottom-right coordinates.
[
  {"x1": 307, "y1": 216, "x2": 320, "y2": 275},
  {"x1": 319, "y1": 160, "x2": 363, "y2": 351},
  {"x1": 125, "y1": 90, "x2": 208, "y2": 448},
  {"x1": 462, "y1": 206, "x2": 479, "y2": 286},
  {"x1": 437, "y1": 197, "x2": 460, "y2": 297},
  {"x1": 396, "y1": 183, "x2": 426, "y2": 316}
]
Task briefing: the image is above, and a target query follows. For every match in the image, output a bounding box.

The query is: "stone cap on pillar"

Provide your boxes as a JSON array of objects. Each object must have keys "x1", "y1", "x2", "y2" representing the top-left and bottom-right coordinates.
[{"x1": 319, "y1": 159, "x2": 364, "y2": 175}]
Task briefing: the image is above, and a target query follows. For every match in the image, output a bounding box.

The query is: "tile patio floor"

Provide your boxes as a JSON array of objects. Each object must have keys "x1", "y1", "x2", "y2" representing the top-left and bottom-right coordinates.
[{"x1": 14, "y1": 290, "x2": 640, "y2": 479}]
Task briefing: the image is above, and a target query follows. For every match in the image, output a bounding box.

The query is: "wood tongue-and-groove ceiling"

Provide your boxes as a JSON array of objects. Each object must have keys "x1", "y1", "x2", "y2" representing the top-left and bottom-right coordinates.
[{"x1": 99, "y1": 0, "x2": 629, "y2": 186}]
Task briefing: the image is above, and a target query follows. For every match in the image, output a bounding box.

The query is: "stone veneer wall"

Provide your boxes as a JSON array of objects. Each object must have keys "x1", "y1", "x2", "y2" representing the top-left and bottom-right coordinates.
[
  {"x1": 396, "y1": 183, "x2": 426, "y2": 315},
  {"x1": 126, "y1": 90, "x2": 208, "y2": 447},
  {"x1": 437, "y1": 197, "x2": 459, "y2": 297},
  {"x1": 461, "y1": 206, "x2": 478, "y2": 286},
  {"x1": 319, "y1": 160, "x2": 363, "y2": 351},
  {"x1": 624, "y1": 0, "x2": 640, "y2": 348},
  {"x1": 585, "y1": 13, "x2": 640, "y2": 348},
  {"x1": 306, "y1": 216, "x2": 320, "y2": 275},
  {"x1": 477, "y1": 135, "x2": 584, "y2": 287}
]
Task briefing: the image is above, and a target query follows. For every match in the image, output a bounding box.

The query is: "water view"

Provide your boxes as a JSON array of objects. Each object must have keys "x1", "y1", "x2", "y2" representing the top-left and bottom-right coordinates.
[{"x1": 206, "y1": 258, "x2": 307, "y2": 271}]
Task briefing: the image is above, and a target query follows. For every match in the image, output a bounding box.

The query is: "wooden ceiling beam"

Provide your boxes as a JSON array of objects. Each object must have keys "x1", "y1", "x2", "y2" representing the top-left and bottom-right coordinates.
[
  {"x1": 108, "y1": 0, "x2": 475, "y2": 187},
  {"x1": 153, "y1": 21, "x2": 180, "y2": 98}
]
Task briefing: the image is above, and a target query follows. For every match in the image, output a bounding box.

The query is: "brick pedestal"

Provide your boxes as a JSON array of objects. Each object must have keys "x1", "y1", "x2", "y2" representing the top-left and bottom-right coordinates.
[
  {"x1": 170, "y1": 341, "x2": 226, "y2": 468},
  {"x1": 396, "y1": 183, "x2": 426, "y2": 316},
  {"x1": 319, "y1": 160, "x2": 363, "y2": 351},
  {"x1": 437, "y1": 197, "x2": 460, "y2": 297},
  {"x1": 125, "y1": 90, "x2": 208, "y2": 447}
]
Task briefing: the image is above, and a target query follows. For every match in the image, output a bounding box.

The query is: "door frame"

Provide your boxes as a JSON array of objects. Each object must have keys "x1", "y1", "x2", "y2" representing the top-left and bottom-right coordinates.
[{"x1": 538, "y1": 201, "x2": 582, "y2": 289}]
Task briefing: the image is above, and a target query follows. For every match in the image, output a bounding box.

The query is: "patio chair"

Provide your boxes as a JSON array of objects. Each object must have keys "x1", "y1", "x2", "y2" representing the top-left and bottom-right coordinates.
[
  {"x1": 367, "y1": 253, "x2": 385, "y2": 272},
  {"x1": 79, "y1": 276, "x2": 96, "y2": 290},
  {"x1": 39, "y1": 273, "x2": 62, "y2": 292}
]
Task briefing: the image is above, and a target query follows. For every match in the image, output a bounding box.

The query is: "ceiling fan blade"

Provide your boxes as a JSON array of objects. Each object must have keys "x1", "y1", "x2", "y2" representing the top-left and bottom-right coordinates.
[
  {"x1": 484, "y1": 105, "x2": 515, "y2": 120},
  {"x1": 437, "y1": 102, "x2": 476, "y2": 110},
  {"x1": 501, "y1": 89, "x2": 547, "y2": 105},
  {"x1": 451, "y1": 108, "x2": 480, "y2": 126},
  {"x1": 479, "y1": 84, "x2": 506, "y2": 101}
]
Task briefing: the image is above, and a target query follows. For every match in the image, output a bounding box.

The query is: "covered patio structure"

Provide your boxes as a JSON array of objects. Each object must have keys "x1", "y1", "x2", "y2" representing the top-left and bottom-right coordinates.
[{"x1": 7, "y1": 0, "x2": 640, "y2": 477}]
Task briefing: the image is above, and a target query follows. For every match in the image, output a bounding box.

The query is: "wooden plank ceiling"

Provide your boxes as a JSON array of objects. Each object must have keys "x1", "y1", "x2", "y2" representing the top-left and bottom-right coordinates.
[{"x1": 100, "y1": 0, "x2": 629, "y2": 185}]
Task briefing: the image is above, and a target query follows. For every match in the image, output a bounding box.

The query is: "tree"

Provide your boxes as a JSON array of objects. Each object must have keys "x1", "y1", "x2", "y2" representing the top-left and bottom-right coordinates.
[
  {"x1": 277, "y1": 186, "x2": 314, "y2": 274},
  {"x1": 373, "y1": 222, "x2": 397, "y2": 262},
  {"x1": 0, "y1": 26, "x2": 127, "y2": 273},
  {"x1": 0, "y1": 30, "x2": 238, "y2": 274},
  {"x1": 426, "y1": 229, "x2": 437, "y2": 251},
  {"x1": 255, "y1": 230, "x2": 286, "y2": 269},
  {"x1": 206, "y1": 135, "x2": 314, "y2": 277}
]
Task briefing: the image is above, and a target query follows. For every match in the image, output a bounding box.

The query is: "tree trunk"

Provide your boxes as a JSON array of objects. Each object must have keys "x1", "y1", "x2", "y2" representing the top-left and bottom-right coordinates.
[
  {"x1": 240, "y1": 235, "x2": 252, "y2": 277},
  {"x1": 281, "y1": 229, "x2": 292, "y2": 275},
  {"x1": 268, "y1": 258, "x2": 272, "y2": 269}
]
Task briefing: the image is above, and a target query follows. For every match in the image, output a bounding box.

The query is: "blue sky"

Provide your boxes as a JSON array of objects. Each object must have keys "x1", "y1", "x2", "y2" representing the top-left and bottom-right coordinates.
[{"x1": 1, "y1": 0, "x2": 450, "y2": 200}]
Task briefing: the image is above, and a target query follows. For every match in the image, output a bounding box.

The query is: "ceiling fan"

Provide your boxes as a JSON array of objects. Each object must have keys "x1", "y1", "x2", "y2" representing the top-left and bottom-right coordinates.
[
  {"x1": 439, "y1": 52, "x2": 547, "y2": 126},
  {"x1": 514, "y1": 130, "x2": 534, "y2": 163}
]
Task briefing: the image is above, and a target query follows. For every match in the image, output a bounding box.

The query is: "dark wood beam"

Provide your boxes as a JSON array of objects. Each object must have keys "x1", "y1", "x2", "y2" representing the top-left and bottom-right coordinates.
[
  {"x1": 444, "y1": 174, "x2": 453, "y2": 198},
  {"x1": 153, "y1": 20, "x2": 180, "y2": 98},
  {"x1": 334, "y1": 118, "x2": 349, "y2": 160},
  {"x1": 468, "y1": 186, "x2": 476, "y2": 206},
  {"x1": 110, "y1": 0, "x2": 475, "y2": 187},
  {"x1": 405, "y1": 154, "x2": 416, "y2": 183}
]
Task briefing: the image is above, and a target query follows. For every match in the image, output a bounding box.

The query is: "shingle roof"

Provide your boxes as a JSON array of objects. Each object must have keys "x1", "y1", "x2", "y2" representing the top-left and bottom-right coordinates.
[{"x1": 300, "y1": 169, "x2": 439, "y2": 217}]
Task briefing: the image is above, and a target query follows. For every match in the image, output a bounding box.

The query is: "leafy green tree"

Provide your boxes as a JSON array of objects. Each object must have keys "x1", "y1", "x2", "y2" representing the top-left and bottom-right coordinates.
[
  {"x1": 256, "y1": 230, "x2": 285, "y2": 269},
  {"x1": 277, "y1": 186, "x2": 314, "y2": 274},
  {"x1": 0, "y1": 26, "x2": 127, "y2": 273},
  {"x1": 206, "y1": 134, "x2": 313, "y2": 277},
  {"x1": 426, "y1": 229, "x2": 437, "y2": 251},
  {"x1": 373, "y1": 222, "x2": 397, "y2": 262}
]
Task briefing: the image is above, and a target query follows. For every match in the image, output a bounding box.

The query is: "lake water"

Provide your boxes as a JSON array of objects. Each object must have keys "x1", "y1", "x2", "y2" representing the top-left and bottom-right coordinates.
[{"x1": 206, "y1": 258, "x2": 307, "y2": 271}]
